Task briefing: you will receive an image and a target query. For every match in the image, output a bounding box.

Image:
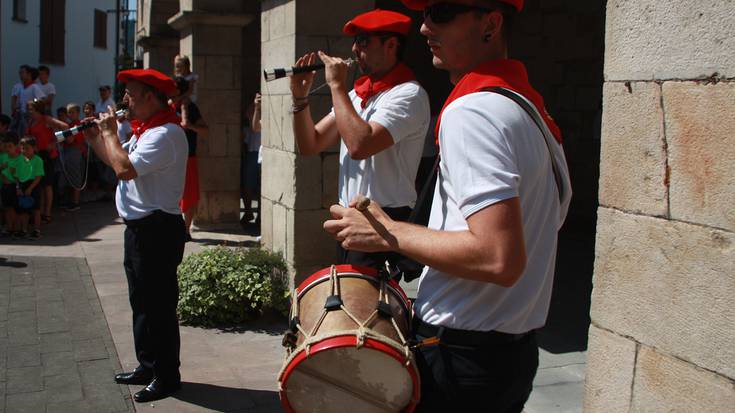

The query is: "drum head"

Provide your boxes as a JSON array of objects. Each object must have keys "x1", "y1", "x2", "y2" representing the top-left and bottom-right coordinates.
[{"x1": 282, "y1": 338, "x2": 416, "y2": 413}]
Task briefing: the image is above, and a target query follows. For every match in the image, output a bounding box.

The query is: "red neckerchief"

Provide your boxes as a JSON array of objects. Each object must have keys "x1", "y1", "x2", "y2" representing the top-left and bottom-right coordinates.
[
  {"x1": 23, "y1": 80, "x2": 33, "y2": 88},
  {"x1": 436, "y1": 59, "x2": 562, "y2": 146},
  {"x1": 354, "y1": 63, "x2": 416, "y2": 109},
  {"x1": 132, "y1": 108, "x2": 181, "y2": 140}
]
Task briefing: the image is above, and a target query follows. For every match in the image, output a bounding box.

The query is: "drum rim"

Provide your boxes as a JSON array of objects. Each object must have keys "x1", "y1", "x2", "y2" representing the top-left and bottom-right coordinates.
[
  {"x1": 279, "y1": 334, "x2": 419, "y2": 413},
  {"x1": 296, "y1": 265, "x2": 411, "y2": 310}
]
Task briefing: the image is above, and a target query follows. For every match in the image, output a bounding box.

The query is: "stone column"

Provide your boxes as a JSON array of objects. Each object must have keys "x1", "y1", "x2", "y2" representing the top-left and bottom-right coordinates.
[
  {"x1": 585, "y1": 1, "x2": 735, "y2": 411},
  {"x1": 136, "y1": 0, "x2": 180, "y2": 74},
  {"x1": 168, "y1": 4, "x2": 254, "y2": 225},
  {"x1": 260, "y1": 0, "x2": 373, "y2": 285}
]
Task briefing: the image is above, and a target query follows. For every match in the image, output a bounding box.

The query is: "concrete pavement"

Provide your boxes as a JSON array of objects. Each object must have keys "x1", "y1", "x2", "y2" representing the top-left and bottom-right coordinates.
[{"x1": 1, "y1": 201, "x2": 587, "y2": 412}]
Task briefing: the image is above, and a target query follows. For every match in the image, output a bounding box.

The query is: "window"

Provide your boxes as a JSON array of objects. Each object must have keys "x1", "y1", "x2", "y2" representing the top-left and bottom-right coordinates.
[
  {"x1": 39, "y1": 0, "x2": 66, "y2": 64},
  {"x1": 94, "y1": 9, "x2": 107, "y2": 49},
  {"x1": 12, "y1": 0, "x2": 27, "y2": 22}
]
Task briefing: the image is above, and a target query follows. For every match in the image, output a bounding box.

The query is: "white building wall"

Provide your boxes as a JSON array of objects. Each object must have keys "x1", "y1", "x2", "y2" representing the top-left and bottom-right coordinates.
[{"x1": 2, "y1": 0, "x2": 116, "y2": 115}]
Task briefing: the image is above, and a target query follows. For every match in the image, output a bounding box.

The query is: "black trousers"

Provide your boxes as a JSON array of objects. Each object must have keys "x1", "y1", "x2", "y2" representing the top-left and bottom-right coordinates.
[
  {"x1": 413, "y1": 321, "x2": 539, "y2": 413},
  {"x1": 123, "y1": 210, "x2": 186, "y2": 381},
  {"x1": 336, "y1": 206, "x2": 423, "y2": 279}
]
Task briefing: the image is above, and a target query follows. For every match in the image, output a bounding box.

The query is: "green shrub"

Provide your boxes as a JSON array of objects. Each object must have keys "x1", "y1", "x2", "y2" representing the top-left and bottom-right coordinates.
[{"x1": 177, "y1": 246, "x2": 290, "y2": 326}]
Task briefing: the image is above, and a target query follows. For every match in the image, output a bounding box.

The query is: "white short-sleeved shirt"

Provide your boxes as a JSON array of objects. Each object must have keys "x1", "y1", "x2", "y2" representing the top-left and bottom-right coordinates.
[
  {"x1": 11, "y1": 83, "x2": 46, "y2": 113},
  {"x1": 415, "y1": 92, "x2": 571, "y2": 334},
  {"x1": 38, "y1": 81, "x2": 56, "y2": 98},
  {"x1": 115, "y1": 123, "x2": 189, "y2": 220},
  {"x1": 332, "y1": 81, "x2": 430, "y2": 208}
]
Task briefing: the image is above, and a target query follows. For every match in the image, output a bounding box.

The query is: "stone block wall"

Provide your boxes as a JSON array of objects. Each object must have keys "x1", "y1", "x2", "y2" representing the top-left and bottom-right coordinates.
[
  {"x1": 260, "y1": 0, "x2": 373, "y2": 285},
  {"x1": 585, "y1": 1, "x2": 735, "y2": 410}
]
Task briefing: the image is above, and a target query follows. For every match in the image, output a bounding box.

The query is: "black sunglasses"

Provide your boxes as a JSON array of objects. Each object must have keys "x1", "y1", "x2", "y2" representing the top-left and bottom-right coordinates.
[
  {"x1": 423, "y1": 2, "x2": 493, "y2": 24},
  {"x1": 353, "y1": 32, "x2": 395, "y2": 48}
]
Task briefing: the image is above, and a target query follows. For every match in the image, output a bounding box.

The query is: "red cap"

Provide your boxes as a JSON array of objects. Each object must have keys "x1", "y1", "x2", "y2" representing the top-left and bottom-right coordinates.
[
  {"x1": 117, "y1": 69, "x2": 177, "y2": 96},
  {"x1": 343, "y1": 9, "x2": 412, "y2": 36},
  {"x1": 401, "y1": 0, "x2": 523, "y2": 13}
]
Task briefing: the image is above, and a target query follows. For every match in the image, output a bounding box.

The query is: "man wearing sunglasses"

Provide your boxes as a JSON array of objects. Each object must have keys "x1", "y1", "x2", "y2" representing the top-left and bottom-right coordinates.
[
  {"x1": 324, "y1": 0, "x2": 572, "y2": 411},
  {"x1": 290, "y1": 9, "x2": 430, "y2": 275}
]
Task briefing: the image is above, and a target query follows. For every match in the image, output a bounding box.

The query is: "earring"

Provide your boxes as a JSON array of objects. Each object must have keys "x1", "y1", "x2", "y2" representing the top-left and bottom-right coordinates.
[{"x1": 483, "y1": 34, "x2": 492, "y2": 42}]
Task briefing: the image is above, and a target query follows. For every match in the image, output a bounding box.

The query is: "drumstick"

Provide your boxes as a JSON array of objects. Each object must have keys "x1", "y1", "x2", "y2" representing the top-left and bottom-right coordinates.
[{"x1": 354, "y1": 195, "x2": 371, "y2": 212}]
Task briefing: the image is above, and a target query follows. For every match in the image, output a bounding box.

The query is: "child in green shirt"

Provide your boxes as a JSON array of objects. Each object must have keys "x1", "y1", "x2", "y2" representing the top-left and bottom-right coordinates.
[
  {"x1": 1, "y1": 132, "x2": 21, "y2": 236},
  {"x1": 16, "y1": 136, "x2": 44, "y2": 239}
]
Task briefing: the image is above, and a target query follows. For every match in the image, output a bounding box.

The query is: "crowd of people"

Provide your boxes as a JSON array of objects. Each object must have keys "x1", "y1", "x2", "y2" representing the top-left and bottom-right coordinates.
[{"x1": 0, "y1": 56, "x2": 266, "y2": 241}]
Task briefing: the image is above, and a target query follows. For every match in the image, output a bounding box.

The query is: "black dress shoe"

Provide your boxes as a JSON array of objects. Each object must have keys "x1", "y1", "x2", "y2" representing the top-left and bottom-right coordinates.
[
  {"x1": 114, "y1": 367, "x2": 153, "y2": 385},
  {"x1": 133, "y1": 378, "x2": 182, "y2": 403}
]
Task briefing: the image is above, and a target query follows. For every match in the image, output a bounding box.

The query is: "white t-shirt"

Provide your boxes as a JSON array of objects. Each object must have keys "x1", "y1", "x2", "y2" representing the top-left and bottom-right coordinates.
[
  {"x1": 38, "y1": 81, "x2": 56, "y2": 98},
  {"x1": 415, "y1": 92, "x2": 572, "y2": 334},
  {"x1": 96, "y1": 97, "x2": 116, "y2": 114},
  {"x1": 332, "y1": 81, "x2": 430, "y2": 208},
  {"x1": 115, "y1": 123, "x2": 188, "y2": 220},
  {"x1": 11, "y1": 83, "x2": 46, "y2": 113}
]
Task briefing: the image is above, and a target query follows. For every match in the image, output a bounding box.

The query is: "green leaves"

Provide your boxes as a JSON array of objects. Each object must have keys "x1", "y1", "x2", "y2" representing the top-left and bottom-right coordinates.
[{"x1": 177, "y1": 246, "x2": 290, "y2": 327}]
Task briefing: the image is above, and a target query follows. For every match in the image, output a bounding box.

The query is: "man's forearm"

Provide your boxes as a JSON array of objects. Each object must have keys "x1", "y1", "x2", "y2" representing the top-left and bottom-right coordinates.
[
  {"x1": 102, "y1": 131, "x2": 136, "y2": 180},
  {"x1": 330, "y1": 86, "x2": 375, "y2": 158},
  {"x1": 88, "y1": 135, "x2": 111, "y2": 165}
]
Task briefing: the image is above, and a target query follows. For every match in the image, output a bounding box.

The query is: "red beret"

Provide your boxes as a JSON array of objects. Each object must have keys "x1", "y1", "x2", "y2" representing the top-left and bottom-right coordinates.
[
  {"x1": 117, "y1": 69, "x2": 177, "y2": 96},
  {"x1": 343, "y1": 9, "x2": 412, "y2": 36},
  {"x1": 401, "y1": 0, "x2": 523, "y2": 13}
]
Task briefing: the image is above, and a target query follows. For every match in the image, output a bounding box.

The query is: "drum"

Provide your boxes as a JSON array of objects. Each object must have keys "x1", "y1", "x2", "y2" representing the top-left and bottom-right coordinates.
[{"x1": 278, "y1": 265, "x2": 419, "y2": 413}]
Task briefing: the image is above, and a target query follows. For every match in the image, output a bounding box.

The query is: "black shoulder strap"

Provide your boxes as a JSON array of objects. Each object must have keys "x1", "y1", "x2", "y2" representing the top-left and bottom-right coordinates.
[
  {"x1": 408, "y1": 155, "x2": 440, "y2": 224},
  {"x1": 487, "y1": 87, "x2": 564, "y2": 201}
]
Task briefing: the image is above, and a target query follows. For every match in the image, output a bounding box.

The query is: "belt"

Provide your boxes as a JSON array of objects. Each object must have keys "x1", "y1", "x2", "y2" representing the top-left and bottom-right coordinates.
[
  {"x1": 123, "y1": 210, "x2": 179, "y2": 227},
  {"x1": 413, "y1": 317, "x2": 532, "y2": 346}
]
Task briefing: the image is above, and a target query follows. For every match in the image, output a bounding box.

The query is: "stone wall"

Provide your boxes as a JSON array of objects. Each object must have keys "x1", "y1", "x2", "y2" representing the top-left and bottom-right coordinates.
[
  {"x1": 585, "y1": 1, "x2": 735, "y2": 411},
  {"x1": 260, "y1": 0, "x2": 373, "y2": 285}
]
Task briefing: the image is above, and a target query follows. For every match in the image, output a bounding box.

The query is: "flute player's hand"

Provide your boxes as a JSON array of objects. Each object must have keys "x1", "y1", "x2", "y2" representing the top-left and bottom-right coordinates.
[
  {"x1": 318, "y1": 51, "x2": 350, "y2": 91},
  {"x1": 290, "y1": 53, "x2": 317, "y2": 99}
]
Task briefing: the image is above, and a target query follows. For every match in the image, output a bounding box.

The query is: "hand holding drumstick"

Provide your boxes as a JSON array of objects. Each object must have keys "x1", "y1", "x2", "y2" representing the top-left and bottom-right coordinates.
[{"x1": 323, "y1": 195, "x2": 397, "y2": 253}]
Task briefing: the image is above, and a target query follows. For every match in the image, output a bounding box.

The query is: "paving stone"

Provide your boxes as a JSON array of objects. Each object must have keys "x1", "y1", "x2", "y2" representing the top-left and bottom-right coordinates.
[
  {"x1": 45, "y1": 399, "x2": 94, "y2": 413},
  {"x1": 8, "y1": 298, "x2": 35, "y2": 313},
  {"x1": 6, "y1": 344, "x2": 41, "y2": 368},
  {"x1": 10, "y1": 274, "x2": 33, "y2": 287},
  {"x1": 5, "y1": 391, "x2": 46, "y2": 413},
  {"x1": 6, "y1": 366, "x2": 43, "y2": 394},
  {"x1": 40, "y1": 332, "x2": 74, "y2": 354},
  {"x1": 74, "y1": 338, "x2": 110, "y2": 362},
  {"x1": 42, "y1": 351, "x2": 77, "y2": 377},
  {"x1": 43, "y1": 373, "x2": 84, "y2": 403}
]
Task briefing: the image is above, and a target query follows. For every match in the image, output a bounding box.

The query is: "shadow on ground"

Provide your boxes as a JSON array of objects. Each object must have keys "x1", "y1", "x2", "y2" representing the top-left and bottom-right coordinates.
[
  {"x1": 536, "y1": 225, "x2": 595, "y2": 354},
  {"x1": 174, "y1": 382, "x2": 279, "y2": 412},
  {"x1": 0, "y1": 257, "x2": 28, "y2": 268},
  {"x1": 185, "y1": 312, "x2": 288, "y2": 337},
  {"x1": 193, "y1": 238, "x2": 260, "y2": 248}
]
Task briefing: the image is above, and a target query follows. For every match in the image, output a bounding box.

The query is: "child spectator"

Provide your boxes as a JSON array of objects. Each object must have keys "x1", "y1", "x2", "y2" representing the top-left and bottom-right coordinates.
[
  {"x1": 1, "y1": 133, "x2": 21, "y2": 236},
  {"x1": 0, "y1": 114, "x2": 11, "y2": 134},
  {"x1": 15, "y1": 136, "x2": 44, "y2": 239},
  {"x1": 173, "y1": 55, "x2": 198, "y2": 101},
  {"x1": 37, "y1": 65, "x2": 56, "y2": 114},
  {"x1": 56, "y1": 106, "x2": 69, "y2": 123},
  {"x1": 27, "y1": 98, "x2": 68, "y2": 223},
  {"x1": 58, "y1": 103, "x2": 85, "y2": 211},
  {"x1": 10, "y1": 65, "x2": 46, "y2": 137}
]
